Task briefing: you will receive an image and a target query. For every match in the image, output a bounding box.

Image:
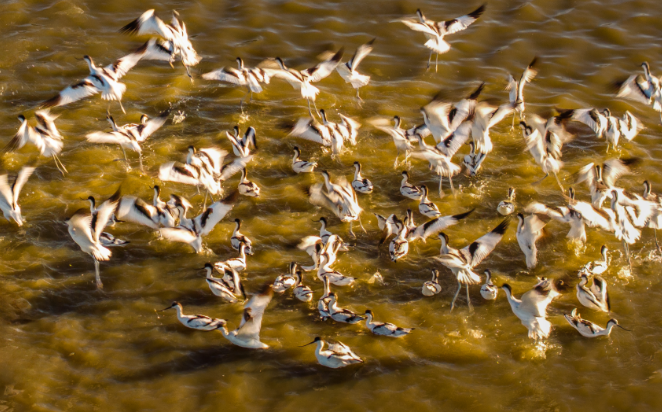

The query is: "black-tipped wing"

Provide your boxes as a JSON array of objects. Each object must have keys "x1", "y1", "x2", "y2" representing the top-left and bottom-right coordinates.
[
  {"x1": 465, "y1": 217, "x2": 510, "y2": 267},
  {"x1": 303, "y1": 48, "x2": 344, "y2": 83},
  {"x1": 439, "y1": 4, "x2": 485, "y2": 36}
]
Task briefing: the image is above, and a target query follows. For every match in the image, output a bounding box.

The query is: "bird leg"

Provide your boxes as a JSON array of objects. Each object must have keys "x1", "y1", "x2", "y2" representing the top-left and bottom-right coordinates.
[
  {"x1": 94, "y1": 259, "x2": 103, "y2": 290},
  {"x1": 120, "y1": 146, "x2": 130, "y2": 170},
  {"x1": 118, "y1": 100, "x2": 126, "y2": 114},
  {"x1": 349, "y1": 221, "x2": 356, "y2": 238},
  {"x1": 655, "y1": 230, "x2": 661, "y2": 255},
  {"x1": 356, "y1": 88, "x2": 363, "y2": 106},
  {"x1": 202, "y1": 191, "x2": 208, "y2": 211},
  {"x1": 450, "y1": 281, "x2": 462, "y2": 312},
  {"x1": 466, "y1": 284, "x2": 474, "y2": 312},
  {"x1": 358, "y1": 216, "x2": 367, "y2": 234},
  {"x1": 435, "y1": 53, "x2": 439, "y2": 73},
  {"x1": 438, "y1": 175, "x2": 445, "y2": 198},
  {"x1": 623, "y1": 240, "x2": 632, "y2": 272},
  {"x1": 307, "y1": 99, "x2": 314, "y2": 118},
  {"x1": 553, "y1": 172, "x2": 565, "y2": 194},
  {"x1": 138, "y1": 153, "x2": 144, "y2": 171},
  {"x1": 533, "y1": 173, "x2": 549, "y2": 185},
  {"x1": 53, "y1": 154, "x2": 68, "y2": 175},
  {"x1": 427, "y1": 51, "x2": 433, "y2": 70},
  {"x1": 184, "y1": 63, "x2": 193, "y2": 83},
  {"x1": 312, "y1": 99, "x2": 321, "y2": 118},
  {"x1": 449, "y1": 176, "x2": 455, "y2": 196},
  {"x1": 393, "y1": 155, "x2": 400, "y2": 169}
]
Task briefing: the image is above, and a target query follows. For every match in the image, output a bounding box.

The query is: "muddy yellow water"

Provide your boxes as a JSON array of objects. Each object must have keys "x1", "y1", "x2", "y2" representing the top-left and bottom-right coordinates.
[{"x1": 2, "y1": 0, "x2": 662, "y2": 411}]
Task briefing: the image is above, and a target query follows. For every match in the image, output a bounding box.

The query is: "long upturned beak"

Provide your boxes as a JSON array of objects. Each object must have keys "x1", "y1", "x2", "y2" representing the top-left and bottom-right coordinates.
[{"x1": 299, "y1": 340, "x2": 317, "y2": 347}]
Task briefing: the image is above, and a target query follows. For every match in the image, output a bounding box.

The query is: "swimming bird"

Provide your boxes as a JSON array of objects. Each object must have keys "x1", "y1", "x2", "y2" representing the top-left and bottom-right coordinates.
[
  {"x1": 159, "y1": 192, "x2": 237, "y2": 253},
  {"x1": 120, "y1": 9, "x2": 201, "y2": 79},
  {"x1": 293, "y1": 267, "x2": 314, "y2": 302},
  {"x1": 396, "y1": 4, "x2": 486, "y2": 71},
  {"x1": 422, "y1": 269, "x2": 442, "y2": 296},
  {"x1": 238, "y1": 168, "x2": 260, "y2": 197},
  {"x1": 271, "y1": 49, "x2": 344, "y2": 116},
  {"x1": 364, "y1": 310, "x2": 414, "y2": 337},
  {"x1": 617, "y1": 62, "x2": 662, "y2": 123},
  {"x1": 436, "y1": 217, "x2": 510, "y2": 310},
  {"x1": 215, "y1": 243, "x2": 249, "y2": 273},
  {"x1": 202, "y1": 57, "x2": 279, "y2": 101},
  {"x1": 351, "y1": 162, "x2": 373, "y2": 194},
  {"x1": 501, "y1": 278, "x2": 560, "y2": 342},
  {"x1": 576, "y1": 272, "x2": 610, "y2": 313},
  {"x1": 407, "y1": 208, "x2": 474, "y2": 242},
  {"x1": 327, "y1": 293, "x2": 365, "y2": 324},
  {"x1": 419, "y1": 185, "x2": 441, "y2": 218},
  {"x1": 216, "y1": 284, "x2": 274, "y2": 349},
  {"x1": 41, "y1": 48, "x2": 148, "y2": 113},
  {"x1": 372, "y1": 116, "x2": 416, "y2": 168},
  {"x1": 564, "y1": 308, "x2": 627, "y2": 338},
  {"x1": 574, "y1": 157, "x2": 639, "y2": 208},
  {"x1": 480, "y1": 269, "x2": 498, "y2": 300},
  {"x1": 389, "y1": 217, "x2": 409, "y2": 262},
  {"x1": 160, "y1": 302, "x2": 225, "y2": 331},
  {"x1": 318, "y1": 274, "x2": 333, "y2": 320},
  {"x1": 273, "y1": 262, "x2": 298, "y2": 293},
  {"x1": 292, "y1": 146, "x2": 317, "y2": 173},
  {"x1": 515, "y1": 212, "x2": 551, "y2": 269},
  {"x1": 337, "y1": 39, "x2": 375, "y2": 100},
  {"x1": 316, "y1": 253, "x2": 355, "y2": 286},
  {"x1": 507, "y1": 57, "x2": 538, "y2": 128},
  {"x1": 300, "y1": 337, "x2": 363, "y2": 368},
  {"x1": 203, "y1": 263, "x2": 245, "y2": 303},
  {"x1": 400, "y1": 171, "x2": 424, "y2": 200},
  {"x1": 497, "y1": 187, "x2": 516, "y2": 216},
  {"x1": 3, "y1": 112, "x2": 66, "y2": 174},
  {"x1": 66, "y1": 188, "x2": 121, "y2": 289},
  {"x1": 0, "y1": 166, "x2": 35, "y2": 226},
  {"x1": 231, "y1": 219, "x2": 253, "y2": 255}
]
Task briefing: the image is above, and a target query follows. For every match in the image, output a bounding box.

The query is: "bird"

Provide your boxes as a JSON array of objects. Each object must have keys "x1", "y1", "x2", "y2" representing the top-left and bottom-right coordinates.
[
  {"x1": 363, "y1": 310, "x2": 414, "y2": 337},
  {"x1": 411, "y1": 133, "x2": 463, "y2": 197},
  {"x1": 480, "y1": 269, "x2": 498, "y2": 300},
  {"x1": 601, "y1": 109, "x2": 643, "y2": 152},
  {"x1": 407, "y1": 208, "x2": 474, "y2": 242},
  {"x1": 317, "y1": 109, "x2": 361, "y2": 155},
  {"x1": 389, "y1": 217, "x2": 409, "y2": 262},
  {"x1": 372, "y1": 116, "x2": 416, "y2": 168},
  {"x1": 159, "y1": 302, "x2": 225, "y2": 331},
  {"x1": 435, "y1": 217, "x2": 510, "y2": 310},
  {"x1": 98, "y1": 232, "x2": 129, "y2": 247},
  {"x1": 308, "y1": 171, "x2": 363, "y2": 235},
  {"x1": 271, "y1": 49, "x2": 344, "y2": 117},
  {"x1": 115, "y1": 193, "x2": 176, "y2": 230},
  {"x1": 159, "y1": 158, "x2": 222, "y2": 199},
  {"x1": 610, "y1": 189, "x2": 641, "y2": 269},
  {"x1": 507, "y1": 57, "x2": 538, "y2": 128},
  {"x1": 570, "y1": 108, "x2": 608, "y2": 139},
  {"x1": 316, "y1": 253, "x2": 355, "y2": 286},
  {"x1": 576, "y1": 272, "x2": 610, "y2": 313},
  {"x1": 471, "y1": 100, "x2": 516, "y2": 155},
  {"x1": 422, "y1": 269, "x2": 442, "y2": 296},
  {"x1": 351, "y1": 162, "x2": 373, "y2": 194},
  {"x1": 288, "y1": 117, "x2": 332, "y2": 149},
  {"x1": 238, "y1": 168, "x2": 260, "y2": 197},
  {"x1": 462, "y1": 141, "x2": 487, "y2": 177},
  {"x1": 395, "y1": 4, "x2": 486, "y2": 71},
  {"x1": 203, "y1": 263, "x2": 245, "y2": 303},
  {"x1": 120, "y1": 9, "x2": 201, "y2": 79},
  {"x1": 617, "y1": 62, "x2": 662, "y2": 123},
  {"x1": 419, "y1": 185, "x2": 441, "y2": 218},
  {"x1": 300, "y1": 337, "x2": 363, "y2": 368},
  {"x1": 574, "y1": 157, "x2": 639, "y2": 208},
  {"x1": 293, "y1": 267, "x2": 314, "y2": 302},
  {"x1": 318, "y1": 274, "x2": 333, "y2": 320},
  {"x1": 231, "y1": 218, "x2": 253, "y2": 255},
  {"x1": 202, "y1": 57, "x2": 279, "y2": 101},
  {"x1": 582, "y1": 245, "x2": 609, "y2": 275},
  {"x1": 215, "y1": 243, "x2": 249, "y2": 273},
  {"x1": 515, "y1": 212, "x2": 551, "y2": 269},
  {"x1": 336, "y1": 38, "x2": 375, "y2": 100},
  {"x1": 400, "y1": 171, "x2": 424, "y2": 200},
  {"x1": 374, "y1": 212, "x2": 401, "y2": 245},
  {"x1": 0, "y1": 166, "x2": 35, "y2": 226},
  {"x1": 159, "y1": 192, "x2": 237, "y2": 253},
  {"x1": 497, "y1": 187, "x2": 516, "y2": 216},
  {"x1": 41, "y1": 48, "x2": 148, "y2": 113},
  {"x1": 3, "y1": 112, "x2": 66, "y2": 175},
  {"x1": 66, "y1": 188, "x2": 121, "y2": 289},
  {"x1": 501, "y1": 279, "x2": 559, "y2": 342},
  {"x1": 326, "y1": 293, "x2": 365, "y2": 324},
  {"x1": 525, "y1": 191, "x2": 587, "y2": 244},
  {"x1": 273, "y1": 262, "x2": 298, "y2": 293},
  {"x1": 291, "y1": 146, "x2": 317, "y2": 173},
  {"x1": 564, "y1": 308, "x2": 628, "y2": 338},
  {"x1": 85, "y1": 110, "x2": 169, "y2": 169},
  {"x1": 215, "y1": 284, "x2": 274, "y2": 349},
  {"x1": 226, "y1": 126, "x2": 258, "y2": 159}
]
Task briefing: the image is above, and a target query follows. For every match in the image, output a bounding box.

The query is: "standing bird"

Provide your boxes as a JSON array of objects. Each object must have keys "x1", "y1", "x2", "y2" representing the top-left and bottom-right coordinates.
[
  {"x1": 336, "y1": 38, "x2": 375, "y2": 100},
  {"x1": 395, "y1": 4, "x2": 486, "y2": 72},
  {"x1": 435, "y1": 217, "x2": 510, "y2": 310},
  {"x1": 363, "y1": 310, "x2": 414, "y2": 337},
  {"x1": 582, "y1": 245, "x2": 609, "y2": 275},
  {"x1": 271, "y1": 49, "x2": 344, "y2": 117},
  {"x1": 351, "y1": 162, "x2": 373, "y2": 194},
  {"x1": 203, "y1": 263, "x2": 245, "y2": 303},
  {"x1": 291, "y1": 147, "x2": 317, "y2": 173},
  {"x1": 507, "y1": 57, "x2": 538, "y2": 128},
  {"x1": 4, "y1": 112, "x2": 66, "y2": 175},
  {"x1": 564, "y1": 308, "x2": 627, "y2": 338},
  {"x1": 480, "y1": 269, "x2": 498, "y2": 300},
  {"x1": 501, "y1": 279, "x2": 559, "y2": 342},
  {"x1": 216, "y1": 284, "x2": 274, "y2": 349},
  {"x1": 0, "y1": 166, "x2": 35, "y2": 226},
  {"x1": 300, "y1": 337, "x2": 363, "y2": 369},
  {"x1": 515, "y1": 213, "x2": 551, "y2": 270},
  {"x1": 120, "y1": 9, "x2": 201, "y2": 79},
  {"x1": 41, "y1": 48, "x2": 148, "y2": 113},
  {"x1": 159, "y1": 302, "x2": 225, "y2": 331},
  {"x1": 576, "y1": 272, "x2": 610, "y2": 313},
  {"x1": 422, "y1": 269, "x2": 442, "y2": 296},
  {"x1": 66, "y1": 188, "x2": 121, "y2": 289},
  {"x1": 273, "y1": 262, "x2": 298, "y2": 293}
]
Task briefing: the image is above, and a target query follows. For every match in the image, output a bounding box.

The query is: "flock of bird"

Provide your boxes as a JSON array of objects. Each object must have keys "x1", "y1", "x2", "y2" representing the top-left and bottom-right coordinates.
[{"x1": 3, "y1": 5, "x2": 661, "y2": 369}]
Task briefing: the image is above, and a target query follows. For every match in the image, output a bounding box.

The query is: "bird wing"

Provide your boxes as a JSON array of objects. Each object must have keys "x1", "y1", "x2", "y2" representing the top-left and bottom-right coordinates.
[
  {"x1": 434, "y1": 251, "x2": 470, "y2": 269},
  {"x1": 422, "y1": 101, "x2": 452, "y2": 135},
  {"x1": 115, "y1": 196, "x2": 160, "y2": 229},
  {"x1": 338, "y1": 114, "x2": 361, "y2": 133},
  {"x1": 569, "y1": 201, "x2": 613, "y2": 231},
  {"x1": 34, "y1": 110, "x2": 61, "y2": 139},
  {"x1": 0, "y1": 174, "x2": 14, "y2": 209},
  {"x1": 397, "y1": 18, "x2": 438, "y2": 35},
  {"x1": 602, "y1": 158, "x2": 636, "y2": 187},
  {"x1": 524, "y1": 202, "x2": 565, "y2": 222},
  {"x1": 488, "y1": 102, "x2": 516, "y2": 128},
  {"x1": 41, "y1": 79, "x2": 99, "y2": 108},
  {"x1": 348, "y1": 39, "x2": 375, "y2": 71},
  {"x1": 464, "y1": 217, "x2": 510, "y2": 267},
  {"x1": 571, "y1": 108, "x2": 604, "y2": 137},
  {"x1": 120, "y1": 9, "x2": 173, "y2": 40},
  {"x1": 437, "y1": 120, "x2": 471, "y2": 157},
  {"x1": 525, "y1": 213, "x2": 551, "y2": 234},
  {"x1": 159, "y1": 162, "x2": 200, "y2": 185},
  {"x1": 219, "y1": 156, "x2": 252, "y2": 181},
  {"x1": 309, "y1": 184, "x2": 343, "y2": 219},
  {"x1": 68, "y1": 211, "x2": 97, "y2": 250},
  {"x1": 134, "y1": 109, "x2": 170, "y2": 142},
  {"x1": 289, "y1": 118, "x2": 330, "y2": 146},
  {"x1": 86, "y1": 131, "x2": 133, "y2": 146},
  {"x1": 198, "y1": 199, "x2": 235, "y2": 237},
  {"x1": 159, "y1": 227, "x2": 198, "y2": 244},
  {"x1": 302, "y1": 48, "x2": 344, "y2": 83},
  {"x1": 197, "y1": 148, "x2": 228, "y2": 176},
  {"x1": 518, "y1": 57, "x2": 538, "y2": 96},
  {"x1": 590, "y1": 276, "x2": 609, "y2": 309},
  {"x1": 92, "y1": 188, "x2": 121, "y2": 242},
  {"x1": 141, "y1": 38, "x2": 175, "y2": 62},
  {"x1": 410, "y1": 209, "x2": 474, "y2": 241},
  {"x1": 106, "y1": 45, "x2": 146, "y2": 79},
  {"x1": 617, "y1": 74, "x2": 653, "y2": 105},
  {"x1": 3, "y1": 121, "x2": 32, "y2": 153},
  {"x1": 235, "y1": 285, "x2": 273, "y2": 341},
  {"x1": 202, "y1": 67, "x2": 243, "y2": 84},
  {"x1": 506, "y1": 74, "x2": 518, "y2": 104},
  {"x1": 12, "y1": 166, "x2": 35, "y2": 206},
  {"x1": 439, "y1": 4, "x2": 486, "y2": 36}
]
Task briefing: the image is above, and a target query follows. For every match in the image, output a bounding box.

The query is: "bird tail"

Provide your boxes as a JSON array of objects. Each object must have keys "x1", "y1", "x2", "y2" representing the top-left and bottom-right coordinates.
[
  {"x1": 91, "y1": 244, "x2": 112, "y2": 261},
  {"x1": 424, "y1": 38, "x2": 450, "y2": 54},
  {"x1": 457, "y1": 269, "x2": 481, "y2": 285},
  {"x1": 300, "y1": 82, "x2": 320, "y2": 100}
]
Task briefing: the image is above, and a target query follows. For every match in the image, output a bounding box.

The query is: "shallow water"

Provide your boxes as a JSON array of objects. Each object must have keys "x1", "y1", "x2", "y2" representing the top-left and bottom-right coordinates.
[{"x1": 2, "y1": 0, "x2": 662, "y2": 411}]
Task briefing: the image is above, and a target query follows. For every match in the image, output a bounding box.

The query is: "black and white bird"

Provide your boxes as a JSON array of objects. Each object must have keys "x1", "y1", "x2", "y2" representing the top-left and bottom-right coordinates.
[
  {"x1": 576, "y1": 272, "x2": 610, "y2": 313},
  {"x1": 0, "y1": 166, "x2": 35, "y2": 226},
  {"x1": 364, "y1": 310, "x2": 414, "y2": 337},
  {"x1": 288, "y1": 117, "x2": 332, "y2": 149},
  {"x1": 215, "y1": 243, "x2": 249, "y2": 273},
  {"x1": 159, "y1": 302, "x2": 225, "y2": 331},
  {"x1": 293, "y1": 267, "x2": 314, "y2": 302},
  {"x1": 216, "y1": 284, "x2": 274, "y2": 349},
  {"x1": 411, "y1": 133, "x2": 463, "y2": 197},
  {"x1": 418, "y1": 185, "x2": 441, "y2": 218},
  {"x1": 300, "y1": 337, "x2": 363, "y2": 368},
  {"x1": 292, "y1": 146, "x2": 317, "y2": 173},
  {"x1": 316, "y1": 253, "x2": 355, "y2": 286},
  {"x1": 374, "y1": 212, "x2": 400, "y2": 245},
  {"x1": 326, "y1": 293, "x2": 365, "y2": 324},
  {"x1": 602, "y1": 109, "x2": 643, "y2": 152},
  {"x1": 389, "y1": 217, "x2": 409, "y2": 262},
  {"x1": 42, "y1": 47, "x2": 148, "y2": 113},
  {"x1": 501, "y1": 278, "x2": 559, "y2": 342},
  {"x1": 372, "y1": 116, "x2": 416, "y2": 168},
  {"x1": 435, "y1": 217, "x2": 510, "y2": 310},
  {"x1": 462, "y1": 141, "x2": 487, "y2": 177},
  {"x1": 202, "y1": 57, "x2": 279, "y2": 97},
  {"x1": 609, "y1": 190, "x2": 641, "y2": 270},
  {"x1": 472, "y1": 100, "x2": 516, "y2": 155},
  {"x1": 564, "y1": 308, "x2": 627, "y2": 338},
  {"x1": 273, "y1": 262, "x2": 298, "y2": 293},
  {"x1": 480, "y1": 269, "x2": 498, "y2": 300},
  {"x1": 231, "y1": 218, "x2": 253, "y2": 255},
  {"x1": 203, "y1": 263, "x2": 245, "y2": 303},
  {"x1": 120, "y1": 10, "x2": 201, "y2": 79},
  {"x1": 351, "y1": 162, "x2": 373, "y2": 194},
  {"x1": 570, "y1": 108, "x2": 608, "y2": 139},
  {"x1": 422, "y1": 269, "x2": 442, "y2": 296},
  {"x1": 336, "y1": 38, "x2": 375, "y2": 100},
  {"x1": 507, "y1": 57, "x2": 538, "y2": 128},
  {"x1": 4, "y1": 112, "x2": 66, "y2": 174},
  {"x1": 226, "y1": 126, "x2": 258, "y2": 159},
  {"x1": 318, "y1": 109, "x2": 362, "y2": 154},
  {"x1": 271, "y1": 49, "x2": 344, "y2": 116},
  {"x1": 400, "y1": 171, "x2": 424, "y2": 200},
  {"x1": 309, "y1": 171, "x2": 363, "y2": 235},
  {"x1": 582, "y1": 245, "x2": 610, "y2": 275},
  {"x1": 407, "y1": 208, "x2": 474, "y2": 242},
  {"x1": 115, "y1": 193, "x2": 176, "y2": 230},
  {"x1": 497, "y1": 187, "x2": 516, "y2": 216},
  {"x1": 159, "y1": 146, "x2": 228, "y2": 198},
  {"x1": 617, "y1": 62, "x2": 662, "y2": 123},
  {"x1": 515, "y1": 212, "x2": 551, "y2": 269},
  {"x1": 396, "y1": 4, "x2": 486, "y2": 71},
  {"x1": 525, "y1": 191, "x2": 587, "y2": 244},
  {"x1": 66, "y1": 188, "x2": 121, "y2": 289}
]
